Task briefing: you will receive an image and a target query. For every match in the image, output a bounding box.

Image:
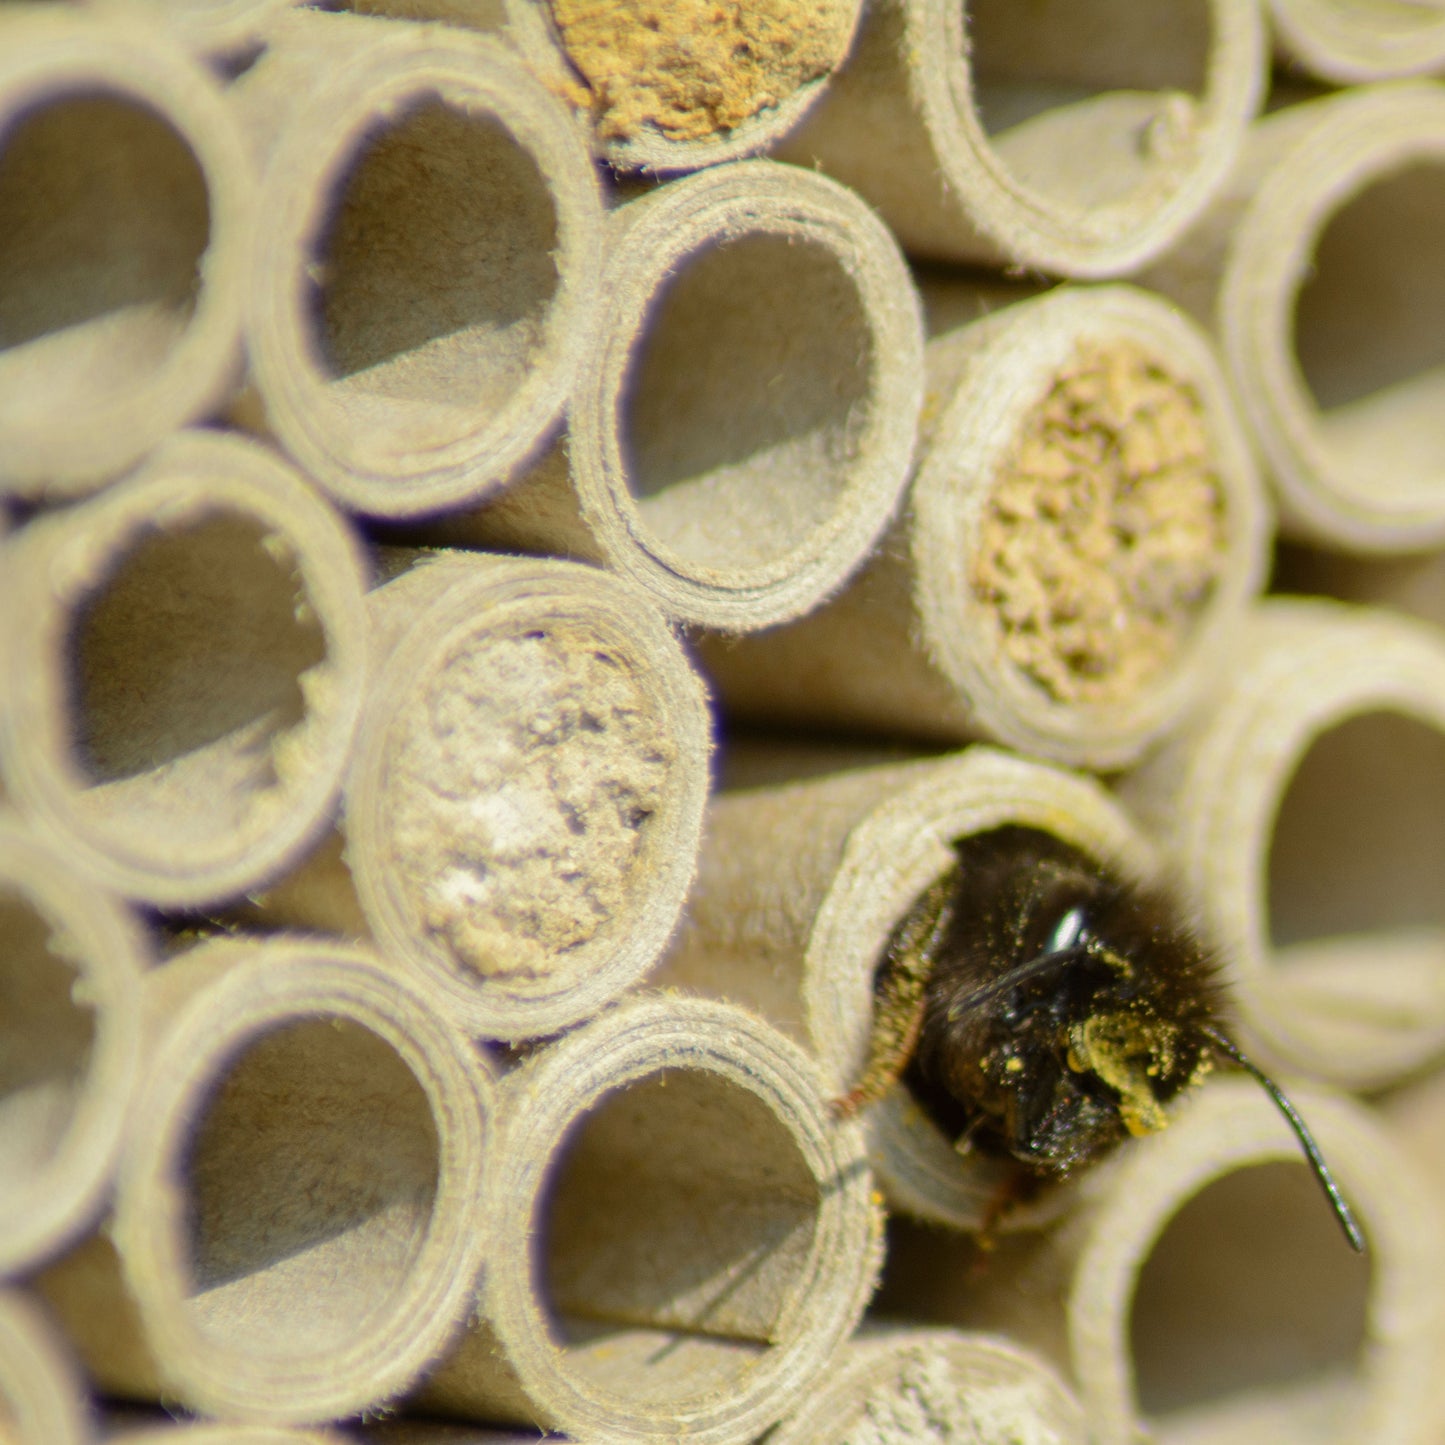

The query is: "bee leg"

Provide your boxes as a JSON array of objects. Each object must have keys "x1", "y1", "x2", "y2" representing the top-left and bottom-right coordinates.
[
  {"x1": 832, "y1": 869, "x2": 958, "y2": 1118},
  {"x1": 976, "y1": 1165, "x2": 1039, "y2": 1252}
]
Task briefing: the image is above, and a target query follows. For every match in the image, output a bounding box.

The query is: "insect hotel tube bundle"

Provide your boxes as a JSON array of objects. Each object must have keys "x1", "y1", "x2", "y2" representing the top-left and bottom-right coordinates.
[
  {"x1": 877, "y1": 1080, "x2": 1442, "y2": 1445},
  {"x1": 236, "y1": 10, "x2": 605, "y2": 519},
  {"x1": 0, "y1": 10, "x2": 251, "y2": 499},
  {"x1": 1143, "y1": 82, "x2": 1445, "y2": 553},
  {"x1": 0, "y1": 820, "x2": 147, "y2": 1279},
  {"x1": 246, "y1": 548, "x2": 710, "y2": 1040},
  {"x1": 772, "y1": 0, "x2": 1264, "y2": 277},
  {"x1": 413, "y1": 995, "x2": 881, "y2": 1444},
  {"x1": 8, "y1": 3, "x2": 1445, "y2": 1443},
  {"x1": 0, "y1": 431, "x2": 369, "y2": 908},
  {"x1": 697, "y1": 281, "x2": 1267, "y2": 768},
  {"x1": 1268, "y1": 0, "x2": 1445, "y2": 83},
  {"x1": 1122, "y1": 597, "x2": 1445, "y2": 1091},
  {"x1": 0, "y1": 1287, "x2": 94, "y2": 1445},
  {"x1": 31, "y1": 935, "x2": 495, "y2": 1425},
  {"x1": 764, "y1": 1325, "x2": 1089, "y2": 1445},
  {"x1": 446, "y1": 156, "x2": 925, "y2": 632}
]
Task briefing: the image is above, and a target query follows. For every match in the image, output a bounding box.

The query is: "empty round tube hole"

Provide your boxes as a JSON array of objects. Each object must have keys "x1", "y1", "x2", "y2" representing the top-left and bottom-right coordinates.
[
  {"x1": 540, "y1": 1071, "x2": 820, "y2": 1403},
  {"x1": 967, "y1": 0, "x2": 1210, "y2": 177},
  {"x1": 0, "y1": 892, "x2": 96, "y2": 1184},
  {"x1": 620, "y1": 233, "x2": 871, "y2": 572},
  {"x1": 1130, "y1": 1161, "x2": 1369, "y2": 1424},
  {"x1": 182, "y1": 1017, "x2": 440, "y2": 1356},
  {"x1": 1293, "y1": 162, "x2": 1445, "y2": 485},
  {"x1": 0, "y1": 92, "x2": 209, "y2": 407},
  {"x1": 1267, "y1": 712, "x2": 1445, "y2": 950},
  {"x1": 313, "y1": 95, "x2": 559, "y2": 437},
  {"x1": 66, "y1": 513, "x2": 326, "y2": 828}
]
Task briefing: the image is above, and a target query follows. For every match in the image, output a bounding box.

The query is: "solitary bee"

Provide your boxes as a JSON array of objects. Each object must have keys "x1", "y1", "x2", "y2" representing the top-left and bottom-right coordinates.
[{"x1": 836, "y1": 825, "x2": 1364, "y2": 1251}]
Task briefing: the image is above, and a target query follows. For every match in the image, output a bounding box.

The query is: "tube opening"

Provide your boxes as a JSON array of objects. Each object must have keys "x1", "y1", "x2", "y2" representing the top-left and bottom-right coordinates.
[
  {"x1": 1293, "y1": 161, "x2": 1445, "y2": 493},
  {"x1": 0, "y1": 892, "x2": 96, "y2": 1184},
  {"x1": 312, "y1": 94, "x2": 560, "y2": 445},
  {"x1": 182, "y1": 1016, "x2": 440, "y2": 1355},
  {"x1": 540, "y1": 1070, "x2": 820, "y2": 1402},
  {"x1": 379, "y1": 617, "x2": 674, "y2": 988},
  {"x1": 1130, "y1": 1161, "x2": 1369, "y2": 1430},
  {"x1": 620, "y1": 232, "x2": 871, "y2": 571},
  {"x1": 66, "y1": 512, "x2": 327, "y2": 838},
  {"x1": 1267, "y1": 711, "x2": 1445, "y2": 951},
  {"x1": 967, "y1": 0, "x2": 1211, "y2": 211},
  {"x1": 0, "y1": 92, "x2": 209, "y2": 417}
]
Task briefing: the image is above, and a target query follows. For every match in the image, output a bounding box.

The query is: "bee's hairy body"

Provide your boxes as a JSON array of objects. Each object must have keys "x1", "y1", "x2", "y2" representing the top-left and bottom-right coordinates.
[{"x1": 903, "y1": 827, "x2": 1219, "y2": 1176}]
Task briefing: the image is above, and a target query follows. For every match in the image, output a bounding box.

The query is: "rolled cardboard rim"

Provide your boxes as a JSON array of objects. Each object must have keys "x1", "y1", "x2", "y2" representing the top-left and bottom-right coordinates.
[
  {"x1": 245, "y1": 14, "x2": 602, "y2": 517},
  {"x1": 134, "y1": 0, "x2": 301, "y2": 56},
  {"x1": 569, "y1": 158, "x2": 923, "y2": 630},
  {"x1": 767, "y1": 1324, "x2": 1088, "y2": 1445},
  {"x1": 0, "y1": 430, "x2": 369, "y2": 907},
  {"x1": 0, "y1": 10, "x2": 250, "y2": 496},
  {"x1": 1221, "y1": 83, "x2": 1445, "y2": 551},
  {"x1": 0, "y1": 818, "x2": 148, "y2": 1276},
  {"x1": 427, "y1": 993, "x2": 882, "y2": 1444},
  {"x1": 0, "y1": 1290, "x2": 94, "y2": 1445},
  {"x1": 778, "y1": 0, "x2": 1263, "y2": 277},
  {"x1": 346, "y1": 552, "x2": 712, "y2": 1040},
  {"x1": 1069, "y1": 1079, "x2": 1443, "y2": 1445},
  {"x1": 1121, "y1": 597, "x2": 1445, "y2": 1091},
  {"x1": 1270, "y1": 0, "x2": 1445, "y2": 82},
  {"x1": 109, "y1": 1421, "x2": 351, "y2": 1444},
  {"x1": 910, "y1": 283, "x2": 1268, "y2": 768},
  {"x1": 112, "y1": 937, "x2": 494, "y2": 1424}
]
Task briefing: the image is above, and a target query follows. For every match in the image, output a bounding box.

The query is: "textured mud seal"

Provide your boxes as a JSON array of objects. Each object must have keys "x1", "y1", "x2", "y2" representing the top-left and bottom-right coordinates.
[
  {"x1": 384, "y1": 621, "x2": 675, "y2": 981},
  {"x1": 547, "y1": 0, "x2": 853, "y2": 143},
  {"x1": 973, "y1": 342, "x2": 1227, "y2": 707}
]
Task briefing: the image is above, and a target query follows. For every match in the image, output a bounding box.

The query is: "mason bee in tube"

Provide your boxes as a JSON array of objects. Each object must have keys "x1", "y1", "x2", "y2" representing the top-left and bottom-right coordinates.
[{"x1": 836, "y1": 825, "x2": 1364, "y2": 1251}]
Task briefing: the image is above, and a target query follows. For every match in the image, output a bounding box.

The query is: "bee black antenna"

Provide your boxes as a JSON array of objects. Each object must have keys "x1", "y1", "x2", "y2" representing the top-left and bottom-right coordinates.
[{"x1": 1198, "y1": 1023, "x2": 1366, "y2": 1254}]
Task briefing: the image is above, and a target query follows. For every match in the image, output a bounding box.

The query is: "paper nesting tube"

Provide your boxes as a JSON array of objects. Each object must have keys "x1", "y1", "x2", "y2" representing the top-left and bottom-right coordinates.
[
  {"x1": 767, "y1": 1325, "x2": 1088, "y2": 1445},
  {"x1": 116, "y1": 0, "x2": 300, "y2": 58},
  {"x1": 655, "y1": 746, "x2": 1157, "y2": 1229},
  {"x1": 1121, "y1": 597, "x2": 1445, "y2": 1092},
  {"x1": 768, "y1": 0, "x2": 1262, "y2": 277},
  {"x1": 0, "y1": 9, "x2": 251, "y2": 499},
  {"x1": 250, "y1": 549, "x2": 710, "y2": 1042},
  {"x1": 0, "y1": 818, "x2": 147, "y2": 1277},
  {"x1": 1274, "y1": 542, "x2": 1445, "y2": 638},
  {"x1": 0, "y1": 1290, "x2": 93, "y2": 1445},
  {"x1": 235, "y1": 10, "x2": 602, "y2": 519},
  {"x1": 34, "y1": 934, "x2": 494, "y2": 1425},
  {"x1": 501, "y1": 0, "x2": 862, "y2": 172},
  {"x1": 1380, "y1": 1063, "x2": 1445, "y2": 1240},
  {"x1": 881, "y1": 1079, "x2": 1443, "y2": 1445},
  {"x1": 455, "y1": 158, "x2": 924, "y2": 631},
  {"x1": 356, "y1": 1427, "x2": 568, "y2": 1445},
  {"x1": 1270, "y1": 0, "x2": 1445, "y2": 82},
  {"x1": 1145, "y1": 83, "x2": 1445, "y2": 552},
  {"x1": 415, "y1": 993, "x2": 883, "y2": 1445},
  {"x1": 108, "y1": 1424, "x2": 350, "y2": 1445},
  {"x1": 698, "y1": 283, "x2": 1267, "y2": 769},
  {"x1": 0, "y1": 430, "x2": 368, "y2": 909}
]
